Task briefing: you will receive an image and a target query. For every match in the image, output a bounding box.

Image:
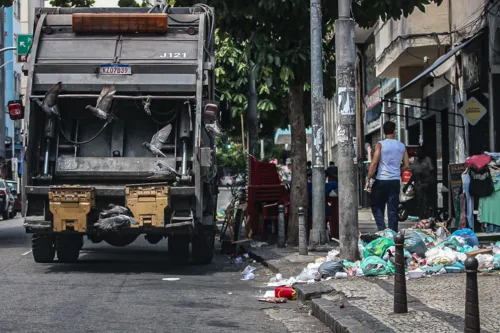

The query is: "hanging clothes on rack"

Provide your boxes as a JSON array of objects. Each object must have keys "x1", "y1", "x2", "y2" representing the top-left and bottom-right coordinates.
[
  {"x1": 478, "y1": 166, "x2": 500, "y2": 231},
  {"x1": 461, "y1": 167, "x2": 473, "y2": 229}
]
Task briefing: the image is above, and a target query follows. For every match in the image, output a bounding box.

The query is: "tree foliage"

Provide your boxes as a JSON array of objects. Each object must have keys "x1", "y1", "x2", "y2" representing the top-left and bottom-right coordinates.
[
  {"x1": 0, "y1": 0, "x2": 13, "y2": 8},
  {"x1": 49, "y1": 0, "x2": 95, "y2": 7},
  {"x1": 117, "y1": 0, "x2": 149, "y2": 7}
]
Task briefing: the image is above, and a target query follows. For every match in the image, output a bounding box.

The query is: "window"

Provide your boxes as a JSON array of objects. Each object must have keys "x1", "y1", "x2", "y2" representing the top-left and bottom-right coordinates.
[
  {"x1": 14, "y1": 1, "x2": 20, "y2": 19},
  {"x1": 13, "y1": 34, "x2": 17, "y2": 57},
  {"x1": 14, "y1": 72, "x2": 21, "y2": 97}
]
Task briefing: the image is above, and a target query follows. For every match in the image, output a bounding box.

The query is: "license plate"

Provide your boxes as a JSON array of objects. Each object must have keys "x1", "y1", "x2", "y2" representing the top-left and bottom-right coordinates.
[{"x1": 99, "y1": 64, "x2": 132, "y2": 75}]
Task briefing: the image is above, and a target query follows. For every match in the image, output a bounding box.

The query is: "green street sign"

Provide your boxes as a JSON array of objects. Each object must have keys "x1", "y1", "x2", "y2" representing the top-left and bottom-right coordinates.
[{"x1": 17, "y1": 34, "x2": 33, "y2": 56}]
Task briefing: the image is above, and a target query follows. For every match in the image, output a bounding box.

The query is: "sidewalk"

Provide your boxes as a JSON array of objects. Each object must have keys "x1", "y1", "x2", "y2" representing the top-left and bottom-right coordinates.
[
  {"x1": 245, "y1": 243, "x2": 500, "y2": 333},
  {"x1": 310, "y1": 274, "x2": 500, "y2": 333}
]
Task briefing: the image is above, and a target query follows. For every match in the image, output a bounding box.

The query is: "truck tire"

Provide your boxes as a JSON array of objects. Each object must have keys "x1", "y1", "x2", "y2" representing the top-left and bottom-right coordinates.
[
  {"x1": 56, "y1": 235, "x2": 83, "y2": 263},
  {"x1": 192, "y1": 227, "x2": 215, "y2": 265},
  {"x1": 168, "y1": 235, "x2": 190, "y2": 265},
  {"x1": 32, "y1": 234, "x2": 55, "y2": 263}
]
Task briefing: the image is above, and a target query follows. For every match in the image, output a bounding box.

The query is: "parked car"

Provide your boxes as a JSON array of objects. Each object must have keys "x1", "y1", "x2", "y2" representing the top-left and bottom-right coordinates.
[
  {"x1": 0, "y1": 180, "x2": 15, "y2": 220},
  {"x1": 6, "y1": 181, "x2": 21, "y2": 216}
]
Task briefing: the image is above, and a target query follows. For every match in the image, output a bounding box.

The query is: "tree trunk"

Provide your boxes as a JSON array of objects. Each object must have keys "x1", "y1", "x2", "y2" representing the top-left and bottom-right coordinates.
[{"x1": 286, "y1": 79, "x2": 308, "y2": 246}]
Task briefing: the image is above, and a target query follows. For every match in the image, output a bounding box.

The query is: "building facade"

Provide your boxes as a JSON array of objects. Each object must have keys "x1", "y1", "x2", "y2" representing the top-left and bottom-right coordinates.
[
  {"x1": 3, "y1": 1, "x2": 23, "y2": 180},
  {"x1": 323, "y1": 0, "x2": 500, "y2": 211}
]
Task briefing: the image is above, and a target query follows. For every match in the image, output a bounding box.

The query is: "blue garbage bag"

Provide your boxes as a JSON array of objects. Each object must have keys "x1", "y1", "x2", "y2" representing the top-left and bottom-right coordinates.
[{"x1": 451, "y1": 228, "x2": 479, "y2": 247}]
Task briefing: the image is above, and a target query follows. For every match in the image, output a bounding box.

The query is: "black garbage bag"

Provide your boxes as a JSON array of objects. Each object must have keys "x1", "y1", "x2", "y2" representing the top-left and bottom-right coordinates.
[{"x1": 318, "y1": 259, "x2": 344, "y2": 278}]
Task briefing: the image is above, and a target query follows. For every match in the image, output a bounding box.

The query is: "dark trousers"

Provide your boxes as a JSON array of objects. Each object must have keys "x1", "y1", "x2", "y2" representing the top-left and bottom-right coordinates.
[
  {"x1": 370, "y1": 179, "x2": 400, "y2": 232},
  {"x1": 415, "y1": 182, "x2": 436, "y2": 219}
]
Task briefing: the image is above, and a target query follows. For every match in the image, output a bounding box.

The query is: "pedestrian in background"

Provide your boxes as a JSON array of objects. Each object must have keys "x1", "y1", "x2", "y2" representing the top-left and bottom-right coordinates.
[{"x1": 365, "y1": 121, "x2": 410, "y2": 232}]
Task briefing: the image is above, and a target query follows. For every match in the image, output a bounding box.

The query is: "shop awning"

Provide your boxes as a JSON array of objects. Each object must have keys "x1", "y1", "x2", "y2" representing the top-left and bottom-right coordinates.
[{"x1": 394, "y1": 32, "x2": 484, "y2": 96}]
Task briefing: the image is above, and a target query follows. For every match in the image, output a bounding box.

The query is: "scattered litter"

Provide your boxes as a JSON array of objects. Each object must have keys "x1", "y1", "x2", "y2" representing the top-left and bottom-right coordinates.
[
  {"x1": 162, "y1": 278, "x2": 180, "y2": 281},
  {"x1": 258, "y1": 297, "x2": 287, "y2": 304},
  {"x1": 284, "y1": 223, "x2": 499, "y2": 283},
  {"x1": 275, "y1": 286, "x2": 296, "y2": 300},
  {"x1": 234, "y1": 257, "x2": 243, "y2": 265},
  {"x1": 264, "y1": 291, "x2": 275, "y2": 298},
  {"x1": 243, "y1": 272, "x2": 255, "y2": 280},
  {"x1": 243, "y1": 253, "x2": 250, "y2": 259},
  {"x1": 408, "y1": 269, "x2": 424, "y2": 279},
  {"x1": 250, "y1": 241, "x2": 268, "y2": 249},
  {"x1": 242, "y1": 265, "x2": 257, "y2": 275},
  {"x1": 227, "y1": 292, "x2": 233, "y2": 295}
]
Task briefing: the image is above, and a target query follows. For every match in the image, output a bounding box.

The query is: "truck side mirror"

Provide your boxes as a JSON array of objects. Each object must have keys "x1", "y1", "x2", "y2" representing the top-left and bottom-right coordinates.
[{"x1": 219, "y1": 100, "x2": 232, "y2": 130}]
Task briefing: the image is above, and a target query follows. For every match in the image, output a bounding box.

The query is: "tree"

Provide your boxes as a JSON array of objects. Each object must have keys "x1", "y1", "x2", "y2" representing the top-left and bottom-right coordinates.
[
  {"x1": 159, "y1": 0, "x2": 445, "y2": 244},
  {"x1": 49, "y1": 0, "x2": 95, "y2": 7},
  {"x1": 0, "y1": 0, "x2": 13, "y2": 8},
  {"x1": 117, "y1": 0, "x2": 149, "y2": 7}
]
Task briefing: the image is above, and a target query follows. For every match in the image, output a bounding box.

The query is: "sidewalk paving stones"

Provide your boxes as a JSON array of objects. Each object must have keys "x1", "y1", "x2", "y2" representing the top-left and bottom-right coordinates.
[{"x1": 244, "y1": 241, "x2": 500, "y2": 333}]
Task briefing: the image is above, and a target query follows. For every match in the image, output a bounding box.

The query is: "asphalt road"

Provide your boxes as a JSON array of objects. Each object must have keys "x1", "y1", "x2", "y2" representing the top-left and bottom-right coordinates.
[{"x1": 0, "y1": 217, "x2": 330, "y2": 333}]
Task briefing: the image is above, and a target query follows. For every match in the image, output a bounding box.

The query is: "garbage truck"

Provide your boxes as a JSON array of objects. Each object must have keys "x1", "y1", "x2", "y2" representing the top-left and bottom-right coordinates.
[{"x1": 15, "y1": 5, "x2": 230, "y2": 264}]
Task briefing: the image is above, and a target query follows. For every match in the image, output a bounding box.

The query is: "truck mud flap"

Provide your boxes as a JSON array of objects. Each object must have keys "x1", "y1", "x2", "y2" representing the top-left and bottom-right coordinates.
[
  {"x1": 126, "y1": 183, "x2": 169, "y2": 229},
  {"x1": 48, "y1": 186, "x2": 95, "y2": 233}
]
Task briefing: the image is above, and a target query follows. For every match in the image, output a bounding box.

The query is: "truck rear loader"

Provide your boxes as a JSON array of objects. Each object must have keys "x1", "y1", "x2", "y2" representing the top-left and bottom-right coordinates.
[{"x1": 17, "y1": 5, "x2": 229, "y2": 264}]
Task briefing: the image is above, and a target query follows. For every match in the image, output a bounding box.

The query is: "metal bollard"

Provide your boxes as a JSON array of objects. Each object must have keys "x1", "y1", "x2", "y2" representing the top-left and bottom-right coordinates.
[
  {"x1": 278, "y1": 205, "x2": 285, "y2": 248},
  {"x1": 393, "y1": 232, "x2": 408, "y2": 314},
  {"x1": 464, "y1": 257, "x2": 480, "y2": 333},
  {"x1": 298, "y1": 207, "x2": 308, "y2": 255}
]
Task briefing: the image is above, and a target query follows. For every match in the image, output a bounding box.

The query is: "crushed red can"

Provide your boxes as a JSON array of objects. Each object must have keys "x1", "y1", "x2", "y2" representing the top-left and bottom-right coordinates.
[{"x1": 275, "y1": 286, "x2": 296, "y2": 300}]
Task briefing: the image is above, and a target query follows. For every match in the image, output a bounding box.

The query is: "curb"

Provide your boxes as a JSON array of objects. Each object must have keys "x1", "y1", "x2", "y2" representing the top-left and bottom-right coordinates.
[
  {"x1": 311, "y1": 298, "x2": 376, "y2": 333},
  {"x1": 243, "y1": 246, "x2": 280, "y2": 273},
  {"x1": 294, "y1": 282, "x2": 336, "y2": 302}
]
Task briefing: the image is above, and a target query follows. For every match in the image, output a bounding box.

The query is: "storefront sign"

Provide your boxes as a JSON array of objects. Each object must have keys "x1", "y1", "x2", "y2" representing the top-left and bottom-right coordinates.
[
  {"x1": 459, "y1": 97, "x2": 487, "y2": 126},
  {"x1": 449, "y1": 163, "x2": 467, "y2": 215},
  {"x1": 364, "y1": 86, "x2": 382, "y2": 134}
]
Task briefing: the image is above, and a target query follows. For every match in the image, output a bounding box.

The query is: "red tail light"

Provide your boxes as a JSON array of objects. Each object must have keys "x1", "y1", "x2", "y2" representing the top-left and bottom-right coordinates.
[
  {"x1": 0, "y1": 190, "x2": 6, "y2": 196},
  {"x1": 8, "y1": 100, "x2": 24, "y2": 120},
  {"x1": 203, "y1": 102, "x2": 219, "y2": 121}
]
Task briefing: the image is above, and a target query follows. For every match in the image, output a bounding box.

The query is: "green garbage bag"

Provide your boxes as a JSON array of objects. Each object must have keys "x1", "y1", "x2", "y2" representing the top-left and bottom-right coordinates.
[
  {"x1": 361, "y1": 256, "x2": 393, "y2": 276},
  {"x1": 494, "y1": 254, "x2": 500, "y2": 270},
  {"x1": 363, "y1": 237, "x2": 394, "y2": 259}
]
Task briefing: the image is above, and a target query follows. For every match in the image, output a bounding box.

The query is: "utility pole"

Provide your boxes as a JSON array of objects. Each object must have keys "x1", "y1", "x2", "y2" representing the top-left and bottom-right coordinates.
[
  {"x1": 248, "y1": 60, "x2": 258, "y2": 156},
  {"x1": 335, "y1": 0, "x2": 359, "y2": 261},
  {"x1": 309, "y1": 0, "x2": 327, "y2": 247}
]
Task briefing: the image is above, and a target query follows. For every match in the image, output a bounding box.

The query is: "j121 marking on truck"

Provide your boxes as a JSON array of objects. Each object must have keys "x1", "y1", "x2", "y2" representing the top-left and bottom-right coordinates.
[{"x1": 160, "y1": 52, "x2": 187, "y2": 58}]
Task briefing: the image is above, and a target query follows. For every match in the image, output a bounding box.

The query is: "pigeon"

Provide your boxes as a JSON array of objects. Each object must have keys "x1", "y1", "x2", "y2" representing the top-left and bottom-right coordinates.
[
  {"x1": 143, "y1": 123, "x2": 172, "y2": 158},
  {"x1": 86, "y1": 86, "x2": 117, "y2": 122},
  {"x1": 148, "y1": 160, "x2": 180, "y2": 179},
  {"x1": 94, "y1": 214, "x2": 139, "y2": 231},
  {"x1": 205, "y1": 122, "x2": 223, "y2": 137},
  {"x1": 100, "y1": 204, "x2": 134, "y2": 219},
  {"x1": 34, "y1": 81, "x2": 63, "y2": 119}
]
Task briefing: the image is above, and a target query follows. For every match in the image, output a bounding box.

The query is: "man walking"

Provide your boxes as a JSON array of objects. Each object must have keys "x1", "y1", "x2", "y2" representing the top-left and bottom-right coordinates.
[{"x1": 365, "y1": 121, "x2": 409, "y2": 232}]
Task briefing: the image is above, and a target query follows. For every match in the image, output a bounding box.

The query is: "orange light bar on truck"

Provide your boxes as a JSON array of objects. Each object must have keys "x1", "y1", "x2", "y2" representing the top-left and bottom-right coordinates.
[{"x1": 72, "y1": 13, "x2": 169, "y2": 33}]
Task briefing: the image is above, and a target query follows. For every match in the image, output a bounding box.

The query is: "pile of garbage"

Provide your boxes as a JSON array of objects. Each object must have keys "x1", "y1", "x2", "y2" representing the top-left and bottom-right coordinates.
[{"x1": 279, "y1": 226, "x2": 500, "y2": 283}]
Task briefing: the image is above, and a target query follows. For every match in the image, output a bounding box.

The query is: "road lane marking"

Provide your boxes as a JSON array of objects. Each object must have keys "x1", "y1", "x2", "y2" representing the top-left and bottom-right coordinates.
[{"x1": 21, "y1": 250, "x2": 32, "y2": 256}]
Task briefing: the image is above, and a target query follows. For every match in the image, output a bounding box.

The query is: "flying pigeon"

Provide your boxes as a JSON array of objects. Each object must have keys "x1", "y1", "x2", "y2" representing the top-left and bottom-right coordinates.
[
  {"x1": 143, "y1": 123, "x2": 172, "y2": 158},
  {"x1": 100, "y1": 204, "x2": 134, "y2": 219},
  {"x1": 34, "y1": 81, "x2": 63, "y2": 119},
  {"x1": 94, "y1": 214, "x2": 139, "y2": 231},
  {"x1": 86, "y1": 86, "x2": 117, "y2": 122}
]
